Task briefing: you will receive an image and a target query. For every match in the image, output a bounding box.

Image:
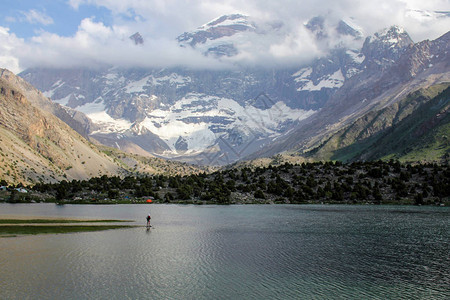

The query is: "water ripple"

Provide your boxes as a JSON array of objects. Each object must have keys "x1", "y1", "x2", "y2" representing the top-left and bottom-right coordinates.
[{"x1": 0, "y1": 205, "x2": 449, "y2": 299}]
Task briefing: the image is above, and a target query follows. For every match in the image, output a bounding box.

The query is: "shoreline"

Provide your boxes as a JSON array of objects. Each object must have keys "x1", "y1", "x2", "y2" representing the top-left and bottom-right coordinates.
[{"x1": 1, "y1": 201, "x2": 448, "y2": 208}]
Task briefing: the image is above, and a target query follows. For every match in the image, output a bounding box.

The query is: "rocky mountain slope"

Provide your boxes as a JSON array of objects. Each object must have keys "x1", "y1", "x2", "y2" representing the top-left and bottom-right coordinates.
[
  {"x1": 0, "y1": 69, "x2": 209, "y2": 184},
  {"x1": 19, "y1": 14, "x2": 450, "y2": 165},
  {"x1": 1, "y1": 69, "x2": 97, "y2": 139},
  {"x1": 0, "y1": 69, "x2": 126, "y2": 184}
]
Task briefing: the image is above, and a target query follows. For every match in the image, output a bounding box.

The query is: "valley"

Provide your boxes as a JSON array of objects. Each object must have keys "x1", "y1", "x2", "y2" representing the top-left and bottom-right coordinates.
[
  {"x1": 0, "y1": 14, "x2": 448, "y2": 206},
  {"x1": 2, "y1": 3, "x2": 450, "y2": 300}
]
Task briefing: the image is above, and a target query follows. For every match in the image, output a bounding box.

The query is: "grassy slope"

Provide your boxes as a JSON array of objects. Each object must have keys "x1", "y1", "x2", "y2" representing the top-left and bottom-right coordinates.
[
  {"x1": 392, "y1": 120, "x2": 449, "y2": 162},
  {"x1": 370, "y1": 96, "x2": 449, "y2": 162},
  {"x1": 307, "y1": 84, "x2": 450, "y2": 163}
]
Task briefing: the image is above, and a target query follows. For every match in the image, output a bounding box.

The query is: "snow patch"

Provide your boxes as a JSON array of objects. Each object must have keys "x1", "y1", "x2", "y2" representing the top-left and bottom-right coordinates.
[
  {"x1": 152, "y1": 73, "x2": 192, "y2": 88},
  {"x1": 292, "y1": 67, "x2": 312, "y2": 79},
  {"x1": 141, "y1": 117, "x2": 216, "y2": 153},
  {"x1": 123, "y1": 73, "x2": 191, "y2": 92},
  {"x1": 296, "y1": 69, "x2": 345, "y2": 91},
  {"x1": 346, "y1": 67, "x2": 362, "y2": 78},
  {"x1": 102, "y1": 71, "x2": 126, "y2": 87},
  {"x1": 77, "y1": 100, "x2": 133, "y2": 133},
  {"x1": 125, "y1": 75, "x2": 152, "y2": 93}
]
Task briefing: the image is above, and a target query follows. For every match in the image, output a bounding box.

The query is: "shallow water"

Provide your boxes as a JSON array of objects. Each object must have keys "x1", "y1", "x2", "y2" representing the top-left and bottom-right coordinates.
[{"x1": 0, "y1": 204, "x2": 449, "y2": 299}]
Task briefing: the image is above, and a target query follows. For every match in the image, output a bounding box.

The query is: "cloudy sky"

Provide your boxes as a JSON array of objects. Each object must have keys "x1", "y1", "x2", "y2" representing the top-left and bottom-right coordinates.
[{"x1": 1, "y1": 0, "x2": 449, "y2": 73}]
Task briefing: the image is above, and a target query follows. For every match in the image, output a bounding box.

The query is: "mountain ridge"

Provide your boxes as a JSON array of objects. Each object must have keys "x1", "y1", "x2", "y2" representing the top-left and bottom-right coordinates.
[
  {"x1": 247, "y1": 28, "x2": 449, "y2": 160},
  {"x1": 17, "y1": 14, "x2": 450, "y2": 165}
]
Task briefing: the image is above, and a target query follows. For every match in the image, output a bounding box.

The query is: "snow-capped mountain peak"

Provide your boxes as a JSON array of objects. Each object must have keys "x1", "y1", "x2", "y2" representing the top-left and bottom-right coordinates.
[
  {"x1": 198, "y1": 14, "x2": 254, "y2": 32},
  {"x1": 362, "y1": 25, "x2": 413, "y2": 69},
  {"x1": 176, "y1": 14, "x2": 258, "y2": 58},
  {"x1": 177, "y1": 14, "x2": 255, "y2": 48},
  {"x1": 369, "y1": 25, "x2": 411, "y2": 46}
]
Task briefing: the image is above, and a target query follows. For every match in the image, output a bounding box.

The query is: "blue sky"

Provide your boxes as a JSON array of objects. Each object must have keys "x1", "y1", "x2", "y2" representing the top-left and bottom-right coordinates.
[
  {"x1": 0, "y1": 0, "x2": 449, "y2": 73},
  {"x1": 0, "y1": 0, "x2": 114, "y2": 38}
]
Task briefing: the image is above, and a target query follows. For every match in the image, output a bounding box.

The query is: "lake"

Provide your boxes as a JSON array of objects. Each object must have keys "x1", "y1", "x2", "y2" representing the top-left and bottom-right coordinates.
[{"x1": 0, "y1": 204, "x2": 449, "y2": 299}]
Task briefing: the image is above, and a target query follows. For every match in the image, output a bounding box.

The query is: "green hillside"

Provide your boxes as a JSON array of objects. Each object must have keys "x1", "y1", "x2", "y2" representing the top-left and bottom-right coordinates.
[{"x1": 307, "y1": 84, "x2": 450, "y2": 164}]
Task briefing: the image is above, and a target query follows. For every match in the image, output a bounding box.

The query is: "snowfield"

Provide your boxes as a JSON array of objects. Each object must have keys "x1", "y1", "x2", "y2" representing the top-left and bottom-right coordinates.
[{"x1": 140, "y1": 93, "x2": 315, "y2": 153}]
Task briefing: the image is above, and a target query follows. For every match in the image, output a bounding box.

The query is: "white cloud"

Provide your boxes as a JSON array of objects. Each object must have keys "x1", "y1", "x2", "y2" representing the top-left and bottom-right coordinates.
[
  {"x1": 16, "y1": 18, "x2": 226, "y2": 71},
  {"x1": 0, "y1": 27, "x2": 23, "y2": 73},
  {"x1": 2, "y1": 0, "x2": 450, "y2": 72},
  {"x1": 20, "y1": 9, "x2": 54, "y2": 26},
  {"x1": 67, "y1": 0, "x2": 450, "y2": 33},
  {"x1": 218, "y1": 24, "x2": 322, "y2": 67}
]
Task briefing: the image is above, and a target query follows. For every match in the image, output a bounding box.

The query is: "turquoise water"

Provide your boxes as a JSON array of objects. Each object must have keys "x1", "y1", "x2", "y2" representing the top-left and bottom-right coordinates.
[{"x1": 0, "y1": 204, "x2": 449, "y2": 299}]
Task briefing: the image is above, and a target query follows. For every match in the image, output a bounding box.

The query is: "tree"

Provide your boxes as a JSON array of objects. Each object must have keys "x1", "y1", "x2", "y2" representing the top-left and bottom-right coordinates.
[
  {"x1": 254, "y1": 189, "x2": 265, "y2": 199},
  {"x1": 414, "y1": 193, "x2": 424, "y2": 205},
  {"x1": 177, "y1": 184, "x2": 193, "y2": 200},
  {"x1": 226, "y1": 179, "x2": 236, "y2": 192},
  {"x1": 293, "y1": 190, "x2": 306, "y2": 203},
  {"x1": 55, "y1": 185, "x2": 67, "y2": 201},
  {"x1": 168, "y1": 176, "x2": 180, "y2": 188},
  {"x1": 306, "y1": 176, "x2": 317, "y2": 187},
  {"x1": 267, "y1": 180, "x2": 283, "y2": 195},
  {"x1": 368, "y1": 167, "x2": 383, "y2": 178},
  {"x1": 399, "y1": 171, "x2": 411, "y2": 182},
  {"x1": 108, "y1": 189, "x2": 120, "y2": 199},
  {"x1": 317, "y1": 186, "x2": 325, "y2": 198},
  {"x1": 237, "y1": 184, "x2": 251, "y2": 193},
  {"x1": 332, "y1": 189, "x2": 344, "y2": 201},
  {"x1": 372, "y1": 186, "x2": 383, "y2": 204},
  {"x1": 8, "y1": 189, "x2": 18, "y2": 203},
  {"x1": 283, "y1": 186, "x2": 294, "y2": 198},
  {"x1": 164, "y1": 192, "x2": 174, "y2": 203}
]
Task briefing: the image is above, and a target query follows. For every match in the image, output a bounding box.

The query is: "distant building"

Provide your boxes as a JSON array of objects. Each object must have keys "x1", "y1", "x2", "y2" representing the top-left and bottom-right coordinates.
[{"x1": 15, "y1": 188, "x2": 28, "y2": 193}]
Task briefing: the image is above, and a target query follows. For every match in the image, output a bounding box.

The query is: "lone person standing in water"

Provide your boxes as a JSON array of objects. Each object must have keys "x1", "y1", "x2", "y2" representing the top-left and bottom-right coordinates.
[{"x1": 146, "y1": 213, "x2": 151, "y2": 228}]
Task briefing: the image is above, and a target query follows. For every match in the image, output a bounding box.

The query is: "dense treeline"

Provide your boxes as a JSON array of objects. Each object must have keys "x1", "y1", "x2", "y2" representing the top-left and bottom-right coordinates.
[{"x1": 1, "y1": 160, "x2": 449, "y2": 205}]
